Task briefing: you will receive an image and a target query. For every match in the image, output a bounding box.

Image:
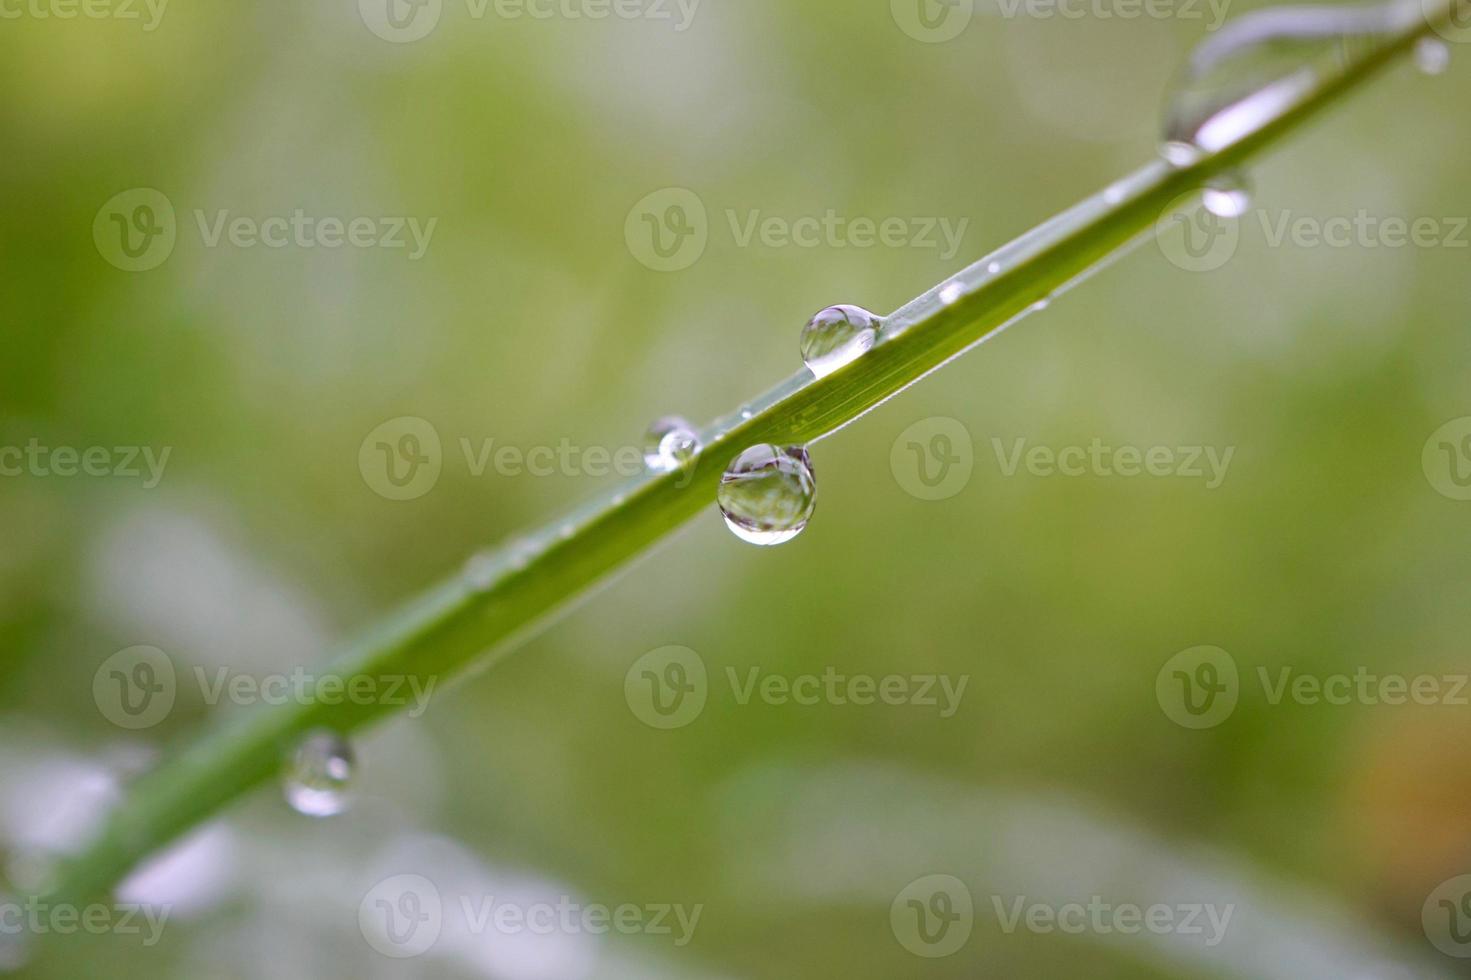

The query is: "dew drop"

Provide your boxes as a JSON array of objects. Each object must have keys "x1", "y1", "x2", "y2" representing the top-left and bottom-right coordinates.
[
  {"x1": 464, "y1": 550, "x2": 500, "y2": 591},
  {"x1": 939, "y1": 281, "x2": 965, "y2": 305},
  {"x1": 1414, "y1": 36, "x2": 1450, "y2": 75},
  {"x1": 717, "y1": 445, "x2": 816, "y2": 546},
  {"x1": 1202, "y1": 172, "x2": 1252, "y2": 218},
  {"x1": 799, "y1": 305, "x2": 882, "y2": 379},
  {"x1": 1160, "y1": 3, "x2": 1402, "y2": 162},
  {"x1": 283, "y1": 730, "x2": 355, "y2": 818},
  {"x1": 987, "y1": 261, "x2": 1002, "y2": 275},
  {"x1": 643, "y1": 416, "x2": 701, "y2": 472}
]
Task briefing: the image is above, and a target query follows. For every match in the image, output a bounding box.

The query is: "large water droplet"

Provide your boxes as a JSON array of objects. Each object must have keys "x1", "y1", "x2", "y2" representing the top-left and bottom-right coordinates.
[
  {"x1": 717, "y1": 445, "x2": 816, "y2": 546},
  {"x1": 1414, "y1": 36, "x2": 1450, "y2": 75},
  {"x1": 283, "y1": 730, "x2": 355, "y2": 817},
  {"x1": 800, "y1": 305, "x2": 881, "y2": 379},
  {"x1": 1161, "y1": 2, "x2": 1405, "y2": 162},
  {"x1": 1202, "y1": 172, "x2": 1253, "y2": 218},
  {"x1": 643, "y1": 416, "x2": 701, "y2": 473}
]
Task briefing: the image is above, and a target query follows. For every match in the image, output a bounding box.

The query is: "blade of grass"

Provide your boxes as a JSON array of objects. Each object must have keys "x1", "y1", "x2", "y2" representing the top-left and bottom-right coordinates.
[{"x1": 48, "y1": 0, "x2": 1462, "y2": 906}]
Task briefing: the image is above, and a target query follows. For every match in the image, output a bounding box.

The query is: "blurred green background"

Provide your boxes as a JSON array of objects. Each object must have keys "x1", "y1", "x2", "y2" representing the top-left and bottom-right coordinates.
[{"x1": 2, "y1": 0, "x2": 1470, "y2": 976}]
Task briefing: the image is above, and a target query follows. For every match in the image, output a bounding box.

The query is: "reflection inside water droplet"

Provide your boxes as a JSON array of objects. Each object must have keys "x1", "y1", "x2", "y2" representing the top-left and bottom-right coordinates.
[
  {"x1": 283, "y1": 730, "x2": 355, "y2": 817},
  {"x1": 643, "y1": 416, "x2": 701, "y2": 473},
  {"x1": 799, "y1": 305, "x2": 882, "y2": 379},
  {"x1": 1202, "y1": 172, "x2": 1253, "y2": 218},
  {"x1": 717, "y1": 445, "x2": 817, "y2": 546},
  {"x1": 1160, "y1": 1, "x2": 1407, "y2": 162}
]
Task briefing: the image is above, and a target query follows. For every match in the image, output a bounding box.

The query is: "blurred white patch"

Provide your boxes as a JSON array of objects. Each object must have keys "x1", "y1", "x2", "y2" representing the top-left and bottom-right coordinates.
[
  {"x1": 85, "y1": 504, "x2": 331, "y2": 676},
  {"x1": 0, "y1": 749, "x2": 119, "y2": 859},
  {"x1": 117, "y1": 822, "x2": 239, "y2": 917},
  {"x1": 715, "y1": 759, "x2": 1450, "y2": 980}
]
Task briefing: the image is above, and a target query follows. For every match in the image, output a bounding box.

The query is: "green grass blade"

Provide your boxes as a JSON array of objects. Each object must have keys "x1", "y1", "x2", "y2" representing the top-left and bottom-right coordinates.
[{"x1": 47, "y1": 0, "x2": 1461, "y2": 906}]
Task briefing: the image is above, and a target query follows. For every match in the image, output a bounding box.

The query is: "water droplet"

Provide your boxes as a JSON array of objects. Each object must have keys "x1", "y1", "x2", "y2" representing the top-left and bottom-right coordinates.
[
  {"x1": 717, "y1": 445, "x2": 817, "y2": 546},
  {"x1": 464, "y1": 550, "x2": 500, "y2": 591},
  {"x1": 1202, "y1": 172, "x2": 1252, "y2": 218},
  {"x1": 938, "y1": 281, "x2": 965, "y2": 305},
  {"x1": 799, "y1": 305, "x2": 882, "y2": 379},
  {"x1": 740, "y1": 407, "x2": 754, "y2": 420},
  {"x1": 283, "y1": 730, "x2": 355, "y2": 818},
  {"x1": 987, "y1": 261, "x2": 1001, "y2": 275},
  {"x1": 1414, "y1": 36, "x2": 1449, "y2": 75},
  {"x1": 643, "y1": 416, "x2": 701, "y2": 472},
  {"x1": 1160, "y1": 3, "x2": 1403, "y2": 162}
]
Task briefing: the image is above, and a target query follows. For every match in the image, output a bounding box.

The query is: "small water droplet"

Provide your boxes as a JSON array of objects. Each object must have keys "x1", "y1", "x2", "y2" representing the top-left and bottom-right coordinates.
[
  {"x1": 986, "y1": 261, "x2": 1002, "y2": 275},
  {"x1": 938, "y1": 281, "x2": 965, "y2": 305},
  {"x1": 643, "y1": 416, "x2": 701, "y2": 473},
  {"x1": 1414, "y1": 36, "x2": 1449, "y2": 75},
  {"x1": 740, "y1": 407, "x2": 754, "y2": 420},
  {"x1": 717, "y1": 445, "x2": 817, "y2": 546},
  {"x1": 464, "y1": 550, "x2": 500, "y2": 591},
  {"x1": 1160, "y1": 3, "x2": 1401, "y2": 161},
  {"x1": 799, "y1": 305, "x2": 882, "y2": 379},
  {"x1": 283, "y1": 730, "x2": 355, "y2": 818},
  {"x1": 1202, "y1": 172, "x2": 1252, "y2": 218}
]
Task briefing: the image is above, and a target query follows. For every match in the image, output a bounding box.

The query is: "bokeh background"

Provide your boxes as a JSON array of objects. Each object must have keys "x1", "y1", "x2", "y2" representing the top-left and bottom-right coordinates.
[{"x1": 2, "y1": 0, "x2": 1470, "y2": 976}]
